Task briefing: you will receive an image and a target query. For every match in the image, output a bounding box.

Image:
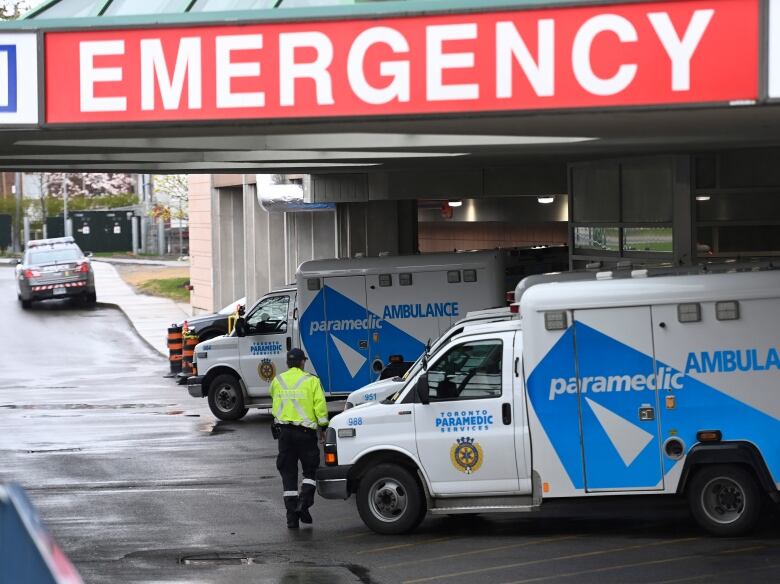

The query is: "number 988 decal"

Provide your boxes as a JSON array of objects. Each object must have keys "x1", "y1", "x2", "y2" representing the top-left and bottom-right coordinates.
[{"x1": 347, "y1": 417, "x2": 364, "y2": 427}]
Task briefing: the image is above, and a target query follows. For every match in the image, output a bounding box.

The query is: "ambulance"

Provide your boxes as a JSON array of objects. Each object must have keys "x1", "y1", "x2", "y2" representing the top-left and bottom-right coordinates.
[
  {"x1": 189, "y1": 251, "x2": 505, "y2": 420},
  {"x1": 344, "y1": 307, "x2": 516, "y2": 409},
  {"x1": 317, "y1": 268, "x2": 780, "y2": 537}
]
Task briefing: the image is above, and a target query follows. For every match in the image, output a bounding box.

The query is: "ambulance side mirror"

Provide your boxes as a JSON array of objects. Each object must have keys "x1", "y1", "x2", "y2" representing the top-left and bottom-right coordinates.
[
  {"x1": 235, "y1": 317, "x2": 247, "y2": 337},
  {"x1": 416, "y1": 374, "x2": 430, "y2": 405}
]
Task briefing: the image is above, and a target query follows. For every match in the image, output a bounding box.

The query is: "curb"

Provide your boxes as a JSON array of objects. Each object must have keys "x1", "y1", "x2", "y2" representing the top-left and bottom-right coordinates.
[{"x1": 95, "y1": 301, "x2": 169, "y2": 361}]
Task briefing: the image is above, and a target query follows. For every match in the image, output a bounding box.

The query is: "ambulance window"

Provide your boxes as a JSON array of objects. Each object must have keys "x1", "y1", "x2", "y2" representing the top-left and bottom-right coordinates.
[
  {"x1": 678, "y1": 303, "x2": 701, "y2": 323},
  {"x1": 716, "y1": 301, "x2": 740, "y2": 321},
  {"x1": 246, "y1": 296, "x2": 290, "y2": 335},
  {"x1": 307, "y1": 278, "x2": 321, "y2": 291},
  {"x1": 463, "y1": 269, "x2": 477, "y2": 283},
  {"x1": 426, "y1": 340, "x2": 503, "y2": 401},
  {"x1": 399, "y1": 273, "x2": 413, "y2": 286},
  {"x1": 379, "y1": 274, "x2": 392, "y2": 287},
  {"x1": 447, "y1": 271, "x2": 461, "y2": 284}
]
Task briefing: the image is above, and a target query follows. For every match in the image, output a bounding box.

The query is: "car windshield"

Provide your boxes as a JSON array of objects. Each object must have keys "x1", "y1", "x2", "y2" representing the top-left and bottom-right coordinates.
[
  {"x1": 218, "y1": 297, "x2": 246, "y2": 315},
  {"x1": 28, "y1": 248, "x2": 82, "y2": 264}
]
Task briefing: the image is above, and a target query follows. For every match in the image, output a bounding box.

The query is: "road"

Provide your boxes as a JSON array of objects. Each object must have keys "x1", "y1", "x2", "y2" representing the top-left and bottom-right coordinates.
[{"x1": 1, "y1": 265, "x2": 779, "y2": 584}]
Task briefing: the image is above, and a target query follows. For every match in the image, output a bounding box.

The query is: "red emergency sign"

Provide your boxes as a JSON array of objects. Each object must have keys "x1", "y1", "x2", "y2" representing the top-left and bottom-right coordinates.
[{"x1": 44, "y1": 0, "x2": 758, "y2": 124}]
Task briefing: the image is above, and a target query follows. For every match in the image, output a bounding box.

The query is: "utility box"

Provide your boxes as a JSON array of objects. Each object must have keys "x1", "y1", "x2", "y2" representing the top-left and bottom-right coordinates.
[
  {"x1": 47, "y1": 210, "x2": 134, "y2": 253},
  {"x1": 0, "y1": 214, "x2": 10, "y2": 251}
]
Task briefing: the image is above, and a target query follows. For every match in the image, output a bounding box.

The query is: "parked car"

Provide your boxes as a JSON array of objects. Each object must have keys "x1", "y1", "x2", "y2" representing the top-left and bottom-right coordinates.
[
  {"x1": 15, "y1": 237, "x2": 96, "y2": 309},
  {"x1": 185, "y1": 297, "x2": 246, "y2": 341}
]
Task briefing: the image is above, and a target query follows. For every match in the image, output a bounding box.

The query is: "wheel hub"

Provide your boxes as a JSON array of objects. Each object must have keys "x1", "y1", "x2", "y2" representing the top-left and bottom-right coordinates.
[
  {"x1": 368, "y1": 479, "x2": 407, "y2": 522},
  {"x1": 216, "y1": 386, "x2": 236, "y2": 411},
  {"x1": 701, "y1": 477, "x2": 745, "y2": 524}
]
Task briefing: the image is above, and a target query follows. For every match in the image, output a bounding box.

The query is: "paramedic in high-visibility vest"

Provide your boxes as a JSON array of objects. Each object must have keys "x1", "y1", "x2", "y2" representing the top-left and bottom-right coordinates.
[{"x1": 270, "y1": 348, "x2": 329, "y2": 529}]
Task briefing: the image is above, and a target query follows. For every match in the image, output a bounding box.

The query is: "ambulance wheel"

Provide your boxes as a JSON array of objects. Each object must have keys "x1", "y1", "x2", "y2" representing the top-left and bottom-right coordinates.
[
  {"x1": 357, "y1": 464, "x2": 425, "y2": 535},
  {"x1": 207, "y1": 374, "x2": 248, "y2": 421},
  {"x1": 688, "y1": 464, "x2": 762, "y2": 537}
]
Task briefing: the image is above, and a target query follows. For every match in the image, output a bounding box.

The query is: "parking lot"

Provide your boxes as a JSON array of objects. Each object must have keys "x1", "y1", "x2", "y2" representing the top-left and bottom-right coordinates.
[{"x1": 1, "y1": 266, "x2": 779, "y2": 584}]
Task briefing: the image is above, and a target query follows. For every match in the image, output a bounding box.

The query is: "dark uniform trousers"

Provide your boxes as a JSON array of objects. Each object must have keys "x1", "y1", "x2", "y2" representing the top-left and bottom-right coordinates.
[{"x1": 276, "y1": 424, "x2": 320, "y2": 521}]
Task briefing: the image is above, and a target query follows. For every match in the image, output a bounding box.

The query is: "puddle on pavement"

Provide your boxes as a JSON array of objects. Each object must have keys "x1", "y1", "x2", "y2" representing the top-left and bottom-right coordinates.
[
  {"x1": 197, "y1": 421, "x2": 236, "y2": 435},
  {"x1": 26, "y1": 447, "x2": 83, "y2": 454},
  {"x1": 0, "y1": 403, "x2": 176, "y2": 411}
]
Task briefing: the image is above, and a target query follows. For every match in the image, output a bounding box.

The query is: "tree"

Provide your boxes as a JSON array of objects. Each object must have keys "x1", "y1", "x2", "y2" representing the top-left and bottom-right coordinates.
[
  {"x1": 152, "y1": 175, "x2": 188, "y2": 222},
  {"x1": 0, "y1": 1, "x2": 32, "y2": 20},
  {"x1": 43, "y1": 173, "x2": 136, "y2": 198}
]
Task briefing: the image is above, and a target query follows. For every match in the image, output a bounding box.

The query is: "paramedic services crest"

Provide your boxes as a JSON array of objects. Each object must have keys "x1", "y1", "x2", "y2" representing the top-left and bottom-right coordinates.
[
  {"x1": 450, "y1": 437, "x2": 483, "y2": 475},
  {"x1": 258, "y1": 359, "x2": 276, "y2": 383}
]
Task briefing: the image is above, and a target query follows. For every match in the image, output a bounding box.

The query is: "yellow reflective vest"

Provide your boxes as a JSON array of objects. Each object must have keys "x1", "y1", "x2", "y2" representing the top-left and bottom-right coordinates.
[{"x1": 270, "y1": 367, "x2": 328, "y2": 430}]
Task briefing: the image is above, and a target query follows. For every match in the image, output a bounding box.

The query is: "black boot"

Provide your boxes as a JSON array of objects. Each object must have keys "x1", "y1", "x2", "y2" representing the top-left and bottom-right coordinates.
[
  {"x1": 298, "y1": 482, "x2": 315, "y2": 524},
  {"x1": 284, "y1": 495, "x2": 300, "y2": 529},
  {"x1": 297, "y1": 504, "x2": 312, "y2": 524}
]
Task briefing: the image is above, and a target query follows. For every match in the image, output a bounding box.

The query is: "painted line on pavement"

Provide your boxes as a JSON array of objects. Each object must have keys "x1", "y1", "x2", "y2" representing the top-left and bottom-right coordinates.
[
  {"x1": 499, "y1": 544, "x2": 772, "y2": 584},
  {"x1": 358, "y1": 536, "x2": 454, "y2": 555},
  {"x1": 402, "y1": 538, "x2": 700, "y2": 584},
  {"x1": 378, "y1": 535, "x2": 578, "y2": 570}
]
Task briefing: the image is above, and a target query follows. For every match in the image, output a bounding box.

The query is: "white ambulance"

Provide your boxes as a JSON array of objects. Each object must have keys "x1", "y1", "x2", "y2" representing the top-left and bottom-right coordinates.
[
  {"x1": 189, "y1": 251, "x2": 505, "y2": 420},
  {"x1": 317, "y1": 269, "x2": 780, "y2": 537},
  {"x1": 344, "y1": 307, "x2": 517, "y2": 409}
]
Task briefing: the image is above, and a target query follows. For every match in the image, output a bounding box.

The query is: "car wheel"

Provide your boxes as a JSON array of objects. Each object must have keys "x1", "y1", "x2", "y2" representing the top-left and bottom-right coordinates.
[
  {"x1": 357, "y1": 463, "x2": 425, "y2": 535},
  {"x1": 20, "y1": 298, "x2": 31, "y2": 309},
  {"x1": 207, "y1": 374, "x2": 248, "y2": 421},
  {"x1": 688, "y1": 464, "x2": 762, "y2": 537}
]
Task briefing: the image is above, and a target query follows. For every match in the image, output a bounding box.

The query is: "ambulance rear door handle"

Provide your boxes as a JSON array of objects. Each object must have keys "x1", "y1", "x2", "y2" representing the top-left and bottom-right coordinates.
[
  {"x1": 286, "y1": 337, "x2": 292, "y2": 351},
  {"x1": 502, "y1": 403, "x2": 512, "y2": 425}
]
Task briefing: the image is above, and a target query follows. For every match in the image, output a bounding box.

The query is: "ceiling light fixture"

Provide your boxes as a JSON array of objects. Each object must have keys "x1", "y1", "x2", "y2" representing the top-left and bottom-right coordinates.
[
  {"x1": 696, "y1": 195, "x2": 711, "y2": 202},
  {"x1": 537, "y1": 196, "x2": 555, "y2": 204},
  {"x1": 448, "y1": 200, "x2": 463, "y2": 207}
]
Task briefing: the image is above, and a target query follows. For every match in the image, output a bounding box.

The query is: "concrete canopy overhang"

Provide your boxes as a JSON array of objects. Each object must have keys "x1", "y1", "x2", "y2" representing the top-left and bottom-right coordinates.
[{"x1": 0, "y1": 0, "x2": 777, "y2": 173}]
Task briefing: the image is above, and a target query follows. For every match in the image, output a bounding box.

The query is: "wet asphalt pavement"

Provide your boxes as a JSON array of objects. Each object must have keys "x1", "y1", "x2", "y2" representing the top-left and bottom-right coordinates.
[{"x1": 1, "y1": 265, "x2": 779, "y2": 584}]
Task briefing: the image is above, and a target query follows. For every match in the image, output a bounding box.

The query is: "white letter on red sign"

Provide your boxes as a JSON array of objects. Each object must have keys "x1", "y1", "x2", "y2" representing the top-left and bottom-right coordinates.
[
  {"x1": 216, "y1": 34, "x2": 265, "y2": 109},
  {"x1": 141, "y1": 38, "x2": 202, "y2": 111},
  {"x1": 496, "y1": 19, "x2": 555, "y2": 98},
  {"x1": 80, "y1": 40, "x2": 127, "y2": 113},
  {"x1": 426, "y1": 24, "x2": 479, "y2": 101},
  {"x1": 347, "y1": 27, "x2": 410, "y2": 105},
  {"x1": 572, "y1": 14, "x2": 637, "y2": 96},
  {"x1": 648, "y1": 10, "x2": 714, "y2": 92},
  {"x1": 279, "y1": 32, "x2": 335, "y2": 107}
]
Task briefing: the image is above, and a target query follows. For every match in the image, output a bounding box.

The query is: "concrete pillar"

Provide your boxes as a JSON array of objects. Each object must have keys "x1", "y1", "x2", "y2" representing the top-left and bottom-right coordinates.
[
  {"x1": 157, "y1": 219, "x2": 166, "y2": 255},
  {"x1": 131, "y1": 216, "x2": 140, "y2": 254},
  {"x1": 672, "y1": 157, "x2": 694, "y2": 266},
  {"x1": 140, "y1": 216, "x2": 148, "y2": 253}
]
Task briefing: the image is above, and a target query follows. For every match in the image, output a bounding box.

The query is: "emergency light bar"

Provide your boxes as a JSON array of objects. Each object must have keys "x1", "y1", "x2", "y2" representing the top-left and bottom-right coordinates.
[{"x1": 27, "y1": 237, "x2": 75, "y2": 248}]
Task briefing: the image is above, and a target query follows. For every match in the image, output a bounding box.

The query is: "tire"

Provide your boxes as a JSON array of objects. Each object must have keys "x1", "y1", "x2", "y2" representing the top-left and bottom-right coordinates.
[
  {"x1": 79, "y1": 292, "x2": 97, "y2": 307},
  {"x1": 20, "y1": 298, "x2": 31, "y2": 309},
  {"x1": 687, "y1": 464, "x2": 763, "y2": 536},
  {"x1": 207, "y1": 374, "x2": 248, "y2": 421},
  {"x1": 357, "y1": 463, "x2": 426, "y2": 535}
]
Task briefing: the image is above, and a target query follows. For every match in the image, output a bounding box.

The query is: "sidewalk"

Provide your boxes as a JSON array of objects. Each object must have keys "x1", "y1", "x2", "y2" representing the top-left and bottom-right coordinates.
[
  {"x1": 92, "y1": 261, "x2": 190, "y2": 357},
  {"x1": 97, "y1": 257, "x2": 190, "y2": 268}
]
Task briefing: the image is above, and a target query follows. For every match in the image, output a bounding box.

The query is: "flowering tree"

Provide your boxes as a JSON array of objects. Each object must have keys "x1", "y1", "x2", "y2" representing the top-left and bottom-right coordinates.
[
  {"x1": 0, "y1": 1, "x2": 31, "y2": 20},
  {"x1": 152, "y1": 175, "x2": 188, "y2": 222},
  {"x1": 43, "y1": 173, "x2": 136, "y2": 198}
]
